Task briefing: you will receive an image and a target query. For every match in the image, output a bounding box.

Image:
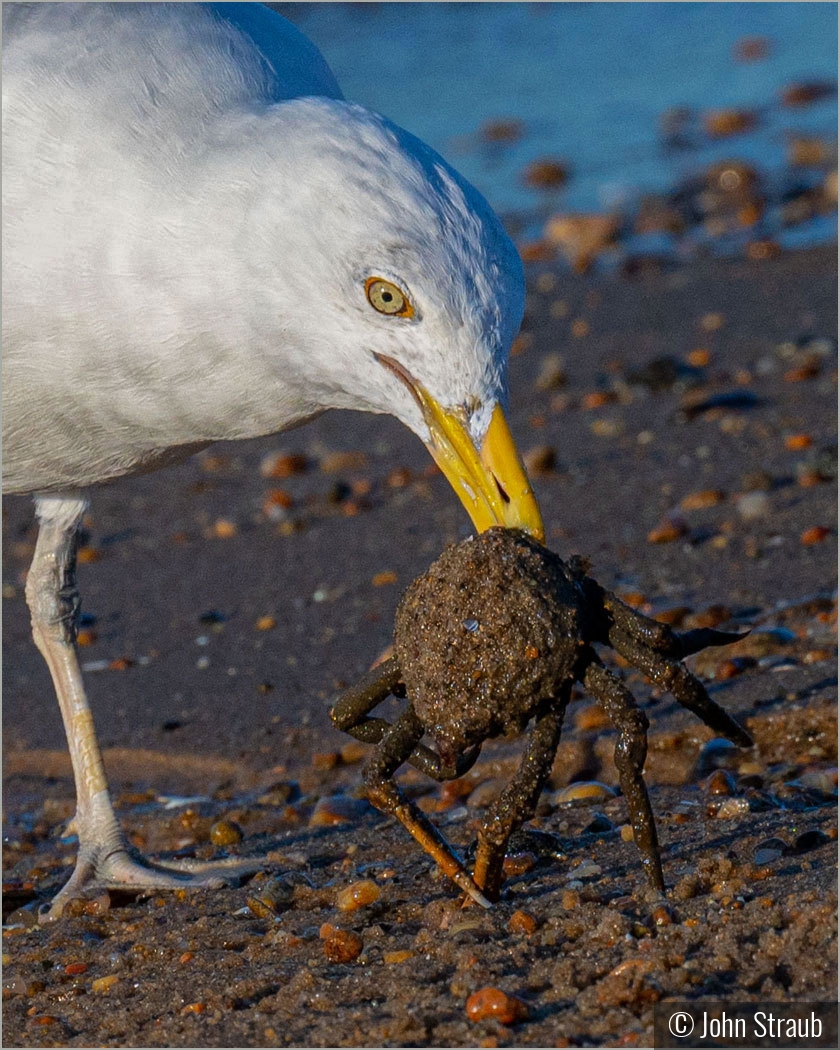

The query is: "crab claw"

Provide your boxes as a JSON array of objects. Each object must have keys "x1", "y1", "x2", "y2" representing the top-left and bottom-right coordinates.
[{"x1": 676, "y1": 627, "x2": 750, "y2": 658}]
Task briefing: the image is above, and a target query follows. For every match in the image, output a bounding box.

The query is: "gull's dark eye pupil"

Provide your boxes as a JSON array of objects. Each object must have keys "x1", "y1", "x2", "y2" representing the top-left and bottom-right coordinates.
[{"x1": 382, "y1": 291, "x2": 393, "y2": 302}]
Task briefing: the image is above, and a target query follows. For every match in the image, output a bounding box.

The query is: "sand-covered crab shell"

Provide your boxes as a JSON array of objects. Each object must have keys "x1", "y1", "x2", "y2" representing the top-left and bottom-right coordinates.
[{"x1": 394, "y1": 528, "x2": 586, "y2": 764}]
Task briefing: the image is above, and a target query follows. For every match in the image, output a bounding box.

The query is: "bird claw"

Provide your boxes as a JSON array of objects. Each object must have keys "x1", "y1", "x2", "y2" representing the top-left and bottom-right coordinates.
[{"x1": 39, "y1": 845, "x2": 265, "y2": 923}]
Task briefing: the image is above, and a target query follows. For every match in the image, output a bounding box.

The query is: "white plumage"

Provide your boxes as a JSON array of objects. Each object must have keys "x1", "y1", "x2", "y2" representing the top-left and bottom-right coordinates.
[{"x1": 2, "y1": 2, "x2": 541, "y2": 917}]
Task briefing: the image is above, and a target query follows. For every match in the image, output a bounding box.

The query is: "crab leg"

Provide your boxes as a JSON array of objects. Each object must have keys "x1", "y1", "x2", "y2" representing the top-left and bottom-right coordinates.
[
  {"x1": 606, "y1": 628, "x2": 753, "y2": 748},
  {"x1": 583, "y1": 659, "x2": 665, "y2": 892},
  {"x1": 361, "y1": 707, "x2": 491, "y2": 908},
  {"x1": 472, "y1": 701, "x2": 567, "y2": 903},
  {"x1": 330, "y1": 659, "x2": 481, "y2": 780}
]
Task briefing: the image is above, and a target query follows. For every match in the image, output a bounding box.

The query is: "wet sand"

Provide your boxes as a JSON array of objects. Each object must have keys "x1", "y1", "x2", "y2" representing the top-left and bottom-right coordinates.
[{"x1": 3, "y1": 244, "x2": 837, "y2": 1047}]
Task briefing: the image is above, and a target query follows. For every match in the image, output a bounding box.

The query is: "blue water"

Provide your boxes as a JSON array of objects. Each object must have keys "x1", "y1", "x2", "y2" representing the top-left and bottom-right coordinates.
[{"x1": 275, "y1": 2, "x2": 837, "y2": 228}]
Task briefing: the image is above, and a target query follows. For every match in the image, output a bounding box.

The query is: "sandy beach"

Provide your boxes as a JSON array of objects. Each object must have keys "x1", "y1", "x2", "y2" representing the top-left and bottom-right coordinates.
[{"x1": 3, "y1": 241, "x2": 836, "y2": 1047}]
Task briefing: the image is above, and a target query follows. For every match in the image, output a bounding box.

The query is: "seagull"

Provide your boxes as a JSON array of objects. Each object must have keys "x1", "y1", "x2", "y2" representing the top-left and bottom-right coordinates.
[{"x1": 2, "y1": 2, "x2": 543, "y2": 918}]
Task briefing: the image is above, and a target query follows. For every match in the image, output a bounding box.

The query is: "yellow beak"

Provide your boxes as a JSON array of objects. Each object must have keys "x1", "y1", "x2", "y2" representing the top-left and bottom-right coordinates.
[{"x1": 375, "y1": 354, "x2": 544, "y2": 541}]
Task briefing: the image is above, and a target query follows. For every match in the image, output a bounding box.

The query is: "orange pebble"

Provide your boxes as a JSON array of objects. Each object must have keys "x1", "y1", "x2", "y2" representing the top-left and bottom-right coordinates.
[
  {"x1": 502, "y1": 852, "x2": 538, "y2": 878},
  {"x1": 322, "y1": 928, "x2": 363, "y2": 963},
  {"x1": 263, "y1": 488, "x2": 294, "y2": 511},
  {"x1": 647, "y1": 518, "x2": 688, "y2": 544},
  {"x1": 336, "y1": 879, "x2": 381, "y2": 912},
  {"x1": 260, "y1": 452, "x2": 308, "y2": 478},
  {"x1": 508, "y1": 910, "x2": 538, "y2": 935},
  {"x1": 785, "y1": 364, "x2": 820, "y2": 382},
  {"x1": 372, "y1": 571, "x2": 398, "y2": 587},
  {"x1": 211, "y1": 519, "x2": 237, "y2": 539},
  {"x1": 680, "y1": 489, "x2": 725, "y2": 511},
  {"x1": 801, "y1": 526, "x2": 830, "y2": 545},
  {"x1": 571, "y1": 318, "x2": 590, "y2": 338},
  {"x1": 466, "y1": 987, "x2": 529, "y2": 1024},
  {"x1": 64, "y1": 962, "x2": 87, "y2": 976},
  {"x1": 785, "y1": 433, "x2": 813, "y2": 451},
  {"x1": 581, "y1": 390, "x2": 615, "y2": 410},
  {"x1": 687, "y1": 348, "x2": 711, "y2": 367}
]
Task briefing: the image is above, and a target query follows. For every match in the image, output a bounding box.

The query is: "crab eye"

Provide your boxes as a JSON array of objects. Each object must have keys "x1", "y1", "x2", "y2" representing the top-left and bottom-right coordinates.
[{"x1": 365, "y1": 277, "x2": 414, "y2": 317}]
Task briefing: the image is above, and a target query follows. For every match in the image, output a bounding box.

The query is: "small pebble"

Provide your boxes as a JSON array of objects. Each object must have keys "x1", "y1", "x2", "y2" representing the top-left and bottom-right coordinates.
[
  {"x1": 696, "y1": 738, "x2": 742, "y2": 775},
  {"x1": 574, "y1": 704, "x2": 611, "y2": 731},
  {"x1": 246, "y1": 876, "x2": 297, "y2": 918},
  {"x1": 651, "y1": 904, "x2": 675, "y2": 926},
  {"x1": 702, "y1": 770, "x2": 736, "y2": 796},
  {"x1": 555, "y1": 781, "x2": 616, "y2": 806},
  {"x1": 523, "y1": 158, "x2": 569, "y2": 189},
  {"x1": 336, "y1": 879, "x2": 381, "y2": 912},
  {"x1": 508, "y1": 910, "x2": 538, "y2": 935},
  {"x1": 753, "y1": 838, "x2": 787, "y2": 865},
  {"x1": 466, "y1": 987, "x2": 529, "y2": 1024},
  {"x1": 534, "y1": 352, "x2": 567, "y2": 391},
  {"x1": 680, "y1": 489, "x2": 725, "y2": 510},
  {"x1": 801, "y1": 526, "x2": 830, "y2": 546},
  {"x1": 715, "y1": 656, "x2": 756, "y2": 680},
  {"x1": 321, "y1": 927, "x2": 364, "y2": 964},
  {"x1": 522, "y1": 445, "x2": 557, "y2": 476},
  {"x1": 700, "y1": 311, "x2": 725, "y2": 332},
  {"x1": 260, "y1": 451, "x2": 308, "y2": 477},
  {"x1": 210, "y1": 519, "x2": 237, "y2": 539},
  {"x1": 567, "y1": 859, "x2": 601, "y2": 879},
  {"x1": 383, "y1": 950, "x2": 415, "y2": 964},
  {"x1": 311, "y1": 752, "x2": 340, "y2": 771},
  {"x1": 714, "y1": 797, "x2": 750, "y2": 819},
  {"x1": 91, "y1": 975, "x2": 119, "y2": 994},
  {"x1": 339, "y1": 741, "x2": 367, "y2": 765},
  {"x1": 647, "y1": 516, "x2": 688, "y2": 544},
  {"x1": 372, "y1": 571, "x2": 398, "y2": 587},
  {"x1": 703, "y1": 108, "x2": 756, "y2": 138},
  {"x1": 210, "y1": 820, "x2": 243, "y2": 847},
  {"x1": 793, "y1": 829, "x2": 831, "y2": 854},
  {"x1": 502, "y1": 852, "x2": 537, "y2": 878},
  {"x1": 736, "y1": 491, "x2": 770, "y2": 520},
  {"x1": 320, "y1": 450, "x2": 367, "y2": 473},
  {"x1": 309, "y1": 795, "x2": 372, "y2": 827},
  {"x1": 480, "y1": 118, "x2": 524, "y2": 143},
  {"x1": 781, "y1": 79, "x2": 836, "y2": 107}
]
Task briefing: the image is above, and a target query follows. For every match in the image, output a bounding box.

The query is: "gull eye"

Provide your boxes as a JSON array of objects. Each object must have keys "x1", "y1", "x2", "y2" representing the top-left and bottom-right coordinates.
[{"x1": 365, "y1": 277, "x2": 414, "y2": 317}]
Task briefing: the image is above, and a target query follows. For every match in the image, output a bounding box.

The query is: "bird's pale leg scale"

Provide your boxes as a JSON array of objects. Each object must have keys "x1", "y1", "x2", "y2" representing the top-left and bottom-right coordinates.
[
  {"x1": 471, "y1": 702, "x2": 566, "y2": 903},
  {"x1": 361, "y1": 707, "x2": 491, "y2": 908},
  {"x1": 27, "y1": 497, "x2": 262, "y2": 922}
]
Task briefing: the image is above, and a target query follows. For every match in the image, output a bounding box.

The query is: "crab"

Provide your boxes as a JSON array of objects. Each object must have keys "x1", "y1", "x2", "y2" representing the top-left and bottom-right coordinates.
[{"x1": 330, "y1": 528, "x2": 753, "y2": 906}]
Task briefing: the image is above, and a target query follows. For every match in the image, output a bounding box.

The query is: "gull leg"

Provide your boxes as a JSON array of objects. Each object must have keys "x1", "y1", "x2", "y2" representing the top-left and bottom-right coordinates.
[{"x1": 27, "y1": 496, "x2": 258, "y2": 921}]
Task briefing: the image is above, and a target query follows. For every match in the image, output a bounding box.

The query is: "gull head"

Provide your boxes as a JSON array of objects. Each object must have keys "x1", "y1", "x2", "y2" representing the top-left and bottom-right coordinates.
[{"x1": 221, "y1": 97, "x2": 542, "y2": 538}]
